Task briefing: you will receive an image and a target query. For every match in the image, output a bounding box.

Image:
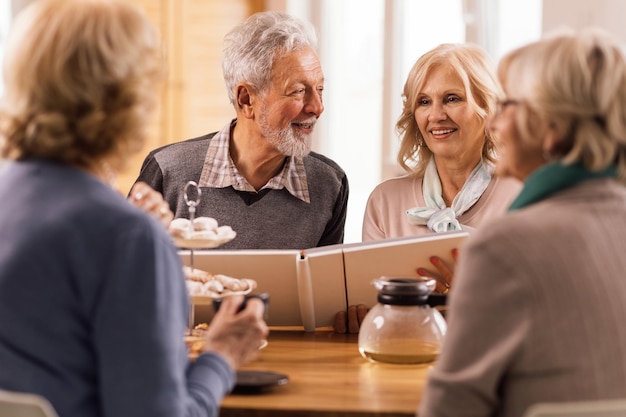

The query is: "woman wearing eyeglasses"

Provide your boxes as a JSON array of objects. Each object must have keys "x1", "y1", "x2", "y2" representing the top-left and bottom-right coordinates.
[{"x1": 419, "y1": 28, "x2": 626, "y2": 417}]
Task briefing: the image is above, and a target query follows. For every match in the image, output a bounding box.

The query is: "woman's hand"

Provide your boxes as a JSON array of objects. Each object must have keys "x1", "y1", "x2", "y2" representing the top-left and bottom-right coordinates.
[
  {"x1": 417, "y1": 248, "x2": 459, "y2": 293},
  {"x1": 128, "y1": 181, "x2": 173, "y2": 229},
  {"x1": 333, "y1": 249, "x2": 460, "y2": 333},
  {"x1": 202, "y1": 295, "x2": 269, "y2": 369}
]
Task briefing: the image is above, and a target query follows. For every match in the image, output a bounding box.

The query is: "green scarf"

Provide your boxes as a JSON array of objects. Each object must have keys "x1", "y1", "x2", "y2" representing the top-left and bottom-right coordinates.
[{"x1": 508, "y1": 162, "x2": 617, "y2": 211}]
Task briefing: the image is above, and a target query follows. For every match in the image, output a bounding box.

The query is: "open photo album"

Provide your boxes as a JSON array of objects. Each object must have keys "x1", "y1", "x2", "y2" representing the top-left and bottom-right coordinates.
[{"x1": 179, "y1": 230, "x2": 469, "y2": 332}]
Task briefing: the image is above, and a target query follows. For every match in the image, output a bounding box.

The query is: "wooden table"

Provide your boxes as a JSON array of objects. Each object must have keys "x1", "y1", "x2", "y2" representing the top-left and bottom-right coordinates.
[{"x1": 220, "y1": 327, "x2": 430, "y2": 417}]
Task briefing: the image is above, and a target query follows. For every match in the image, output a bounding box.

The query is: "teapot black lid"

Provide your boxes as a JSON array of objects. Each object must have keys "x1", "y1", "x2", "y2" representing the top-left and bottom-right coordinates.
[{"x1": 373, "y1": 277, "x2": 447, "y2": 306}]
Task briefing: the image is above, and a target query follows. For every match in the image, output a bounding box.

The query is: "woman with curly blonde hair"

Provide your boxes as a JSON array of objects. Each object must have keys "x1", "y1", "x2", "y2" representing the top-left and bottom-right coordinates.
[
  {"x1": 362, "y1": 43, "x2": 521, "y2": 241},
  {"x1": 334, "y1": 44, "x2": 523, "y2": 333},
  {"x1": 0, "y1": 0, "x2": 173, "y2": 227},
  {"x1": 0, "y1": 1, "x2": 267, "y2": 417}
]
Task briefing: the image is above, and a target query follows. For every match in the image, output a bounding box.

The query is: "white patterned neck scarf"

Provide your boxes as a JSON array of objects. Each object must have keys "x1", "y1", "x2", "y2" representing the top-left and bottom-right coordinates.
[{"x1": 406, "y1": 156, "x2": 493, "y2": 233}]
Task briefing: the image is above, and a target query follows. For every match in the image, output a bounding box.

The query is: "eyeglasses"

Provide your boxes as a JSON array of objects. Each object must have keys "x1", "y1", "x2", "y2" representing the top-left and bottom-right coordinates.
[{"x1": 495, "y1": 99, "x2": 520, "y2": 114}]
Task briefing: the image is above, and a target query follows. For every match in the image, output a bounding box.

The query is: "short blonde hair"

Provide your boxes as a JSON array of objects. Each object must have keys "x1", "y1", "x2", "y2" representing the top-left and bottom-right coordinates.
[
  {"x1": 499, "y1": 28, "x2": 626, "y2": 183},
  {"x1": 0, "y1": 0, "x2": 164, "y2": 171},
  {"x1": 397, "y1": 43, "x2": 503, "y2": 176}
]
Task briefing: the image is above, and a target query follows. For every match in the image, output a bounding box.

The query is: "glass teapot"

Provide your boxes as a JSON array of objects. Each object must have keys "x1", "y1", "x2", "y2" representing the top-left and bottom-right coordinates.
[{"x1": 358, "y1": 277, "x2": 447, "y2": 364}]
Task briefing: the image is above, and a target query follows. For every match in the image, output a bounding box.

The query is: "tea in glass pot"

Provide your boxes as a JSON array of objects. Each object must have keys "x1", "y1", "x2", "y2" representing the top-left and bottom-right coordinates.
[{"x1": 358, "y1": 277, "x2": 447, "y2": 364}]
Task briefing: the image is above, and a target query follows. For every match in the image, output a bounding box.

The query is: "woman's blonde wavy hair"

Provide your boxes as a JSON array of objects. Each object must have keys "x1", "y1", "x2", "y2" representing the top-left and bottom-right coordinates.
[
  {"x1": 498, "y1": 28, "x2": 626, "y2": 184},
  {"x1": 0, "y1": 0, "x2": 164, "y2": 171},
  {"x1": 396, "y1": 43, "x2": 503, "y2": 177}
]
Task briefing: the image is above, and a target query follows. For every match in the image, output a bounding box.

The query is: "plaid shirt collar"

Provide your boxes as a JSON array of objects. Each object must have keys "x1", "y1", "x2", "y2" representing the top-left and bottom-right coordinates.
[{"x1": 199, "y1": 120, "x2": 310, "y2": 203}]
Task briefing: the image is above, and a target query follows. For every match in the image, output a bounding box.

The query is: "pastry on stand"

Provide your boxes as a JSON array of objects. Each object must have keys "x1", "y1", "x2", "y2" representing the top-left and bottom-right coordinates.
[{"x1": 168, "y1": 181, "x2": 242, "y2": 328}]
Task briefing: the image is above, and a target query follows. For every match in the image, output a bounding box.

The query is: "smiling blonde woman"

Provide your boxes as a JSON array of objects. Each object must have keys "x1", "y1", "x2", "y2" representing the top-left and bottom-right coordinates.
[{"x1": 362, "y1": 43, "x2": 522, "y2": 242}]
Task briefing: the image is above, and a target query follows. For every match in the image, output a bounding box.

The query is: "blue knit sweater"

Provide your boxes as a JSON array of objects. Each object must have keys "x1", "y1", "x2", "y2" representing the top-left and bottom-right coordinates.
[{"x1": 0, "y1": 160, "x2": 234, "y2": 417}]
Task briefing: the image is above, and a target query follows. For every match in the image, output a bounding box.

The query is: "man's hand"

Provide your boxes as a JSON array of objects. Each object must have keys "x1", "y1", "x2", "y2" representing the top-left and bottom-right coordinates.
[
  {"x1": 128, "y1": 181, "x2": 173, "y2": 229},
  {"x1": 333, "y1": 304, "x2": 369, "y2": 334}
]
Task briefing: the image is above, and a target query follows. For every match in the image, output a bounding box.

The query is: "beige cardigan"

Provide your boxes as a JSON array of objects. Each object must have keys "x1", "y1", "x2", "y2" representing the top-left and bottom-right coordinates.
[
  {"x1": 362, "y1": 174, "x2": 522, "y2": 241},
  {"x1": 419, "y1": 178, "x2": 626, "y2": 417}
]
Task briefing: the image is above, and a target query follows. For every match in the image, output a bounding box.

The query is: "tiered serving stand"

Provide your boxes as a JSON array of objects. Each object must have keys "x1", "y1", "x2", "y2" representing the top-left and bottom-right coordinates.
[{"x1": 173, "y1": 181, "x2": 239, "y2": 327}]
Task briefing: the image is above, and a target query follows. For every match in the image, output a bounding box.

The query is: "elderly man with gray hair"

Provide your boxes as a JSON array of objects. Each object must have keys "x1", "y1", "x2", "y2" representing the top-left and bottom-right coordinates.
[{"x1": 133, "y1": 11, "x2": 349, "y2": 250}]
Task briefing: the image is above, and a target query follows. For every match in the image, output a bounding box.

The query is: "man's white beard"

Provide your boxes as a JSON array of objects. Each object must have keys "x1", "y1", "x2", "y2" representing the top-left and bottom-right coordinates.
[{"x1": 258, "y1": 112, "x2": 313, "y2": 158}]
